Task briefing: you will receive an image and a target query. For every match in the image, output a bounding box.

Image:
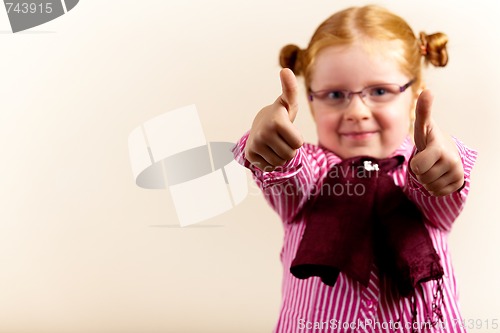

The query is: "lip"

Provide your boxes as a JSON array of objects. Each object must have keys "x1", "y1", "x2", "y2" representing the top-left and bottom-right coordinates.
[{"x1": 340, "y1": 131, "x2": 378, "y2": 140}]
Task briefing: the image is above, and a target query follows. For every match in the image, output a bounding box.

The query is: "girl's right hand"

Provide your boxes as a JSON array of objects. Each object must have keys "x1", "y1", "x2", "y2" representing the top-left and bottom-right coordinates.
[{"x1": 245, "y1": 68, "x2": 304, "y2": 171}]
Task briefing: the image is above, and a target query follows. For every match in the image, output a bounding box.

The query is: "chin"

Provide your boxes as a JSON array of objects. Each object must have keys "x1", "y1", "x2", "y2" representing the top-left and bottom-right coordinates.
[
  {"x1": 320, "y1": 141, "x2": 386, "y2": 159},
  {"x1": 339, "y1": 147, "x2": 385, "y2": 159}
]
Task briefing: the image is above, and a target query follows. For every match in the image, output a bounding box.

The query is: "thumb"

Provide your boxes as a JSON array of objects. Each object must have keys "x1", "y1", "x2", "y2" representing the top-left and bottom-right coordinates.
[
  {"x1": 414, "y1": 89, "x2": 434, "y2": 152},
  {"x1": 278, "y1": 68, "x2": 299, "y2": 122}
]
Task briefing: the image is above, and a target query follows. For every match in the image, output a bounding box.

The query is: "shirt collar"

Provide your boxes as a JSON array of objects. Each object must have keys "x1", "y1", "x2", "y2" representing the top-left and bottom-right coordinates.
[{"x1": 390, "y1": 136, "x2": 414, "y2": 162}]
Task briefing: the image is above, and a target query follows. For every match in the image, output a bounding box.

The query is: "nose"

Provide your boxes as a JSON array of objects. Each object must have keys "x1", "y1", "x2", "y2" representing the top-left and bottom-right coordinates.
[{"x1": 343, "y1": 94, "x2": 372, "y2": 122}]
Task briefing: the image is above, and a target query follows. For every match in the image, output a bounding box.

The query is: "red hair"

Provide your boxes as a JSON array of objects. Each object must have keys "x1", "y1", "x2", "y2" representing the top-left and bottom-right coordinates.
[{"x1": 279, "y1": 5, "x2": 448, "y2": 92}]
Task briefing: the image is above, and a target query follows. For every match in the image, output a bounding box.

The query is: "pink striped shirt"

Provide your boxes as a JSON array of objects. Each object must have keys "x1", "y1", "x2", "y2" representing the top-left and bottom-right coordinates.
[{"x1": 233, "y1": 133, "x2": 477, "y2": 333}]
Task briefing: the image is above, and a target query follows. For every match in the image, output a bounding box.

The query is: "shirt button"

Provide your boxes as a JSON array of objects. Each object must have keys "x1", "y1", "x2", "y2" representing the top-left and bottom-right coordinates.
[{"x1": 366, "y1": 299, "x2": 375, "y2": 309}]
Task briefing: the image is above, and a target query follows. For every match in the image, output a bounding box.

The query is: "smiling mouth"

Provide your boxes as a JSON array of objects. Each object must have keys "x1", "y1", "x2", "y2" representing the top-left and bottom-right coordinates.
[{"x1": 341, "y1": 131, "x2": 377, "y2": 140}]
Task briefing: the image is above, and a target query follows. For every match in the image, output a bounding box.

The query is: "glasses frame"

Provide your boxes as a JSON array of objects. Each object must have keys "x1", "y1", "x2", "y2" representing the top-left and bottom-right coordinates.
[{"x1": 308, "y1": 79, "x2": 415, "y2": 108}]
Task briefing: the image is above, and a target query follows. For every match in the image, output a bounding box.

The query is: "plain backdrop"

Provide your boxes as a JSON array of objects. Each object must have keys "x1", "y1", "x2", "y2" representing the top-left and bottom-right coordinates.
[{"x1": 0, "y1": 1, "x2": 498, "y2": 332}]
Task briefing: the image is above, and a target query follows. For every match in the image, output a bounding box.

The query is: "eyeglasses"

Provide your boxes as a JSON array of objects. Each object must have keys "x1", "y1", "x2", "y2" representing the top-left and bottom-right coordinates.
[{"x1": 308, "y1": 80, "x2": 415, "y2": 108}]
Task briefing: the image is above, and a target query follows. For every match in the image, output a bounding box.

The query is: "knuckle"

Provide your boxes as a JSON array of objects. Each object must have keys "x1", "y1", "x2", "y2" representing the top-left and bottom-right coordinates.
[
  {"x1": 255, "y1": 160, "x2": 270, "y2": 171},
  {"x1": 424, "y1": 183, "x2": 435, "y2": 193},
  {"x1": 256, "y1": 130, "x2": 275, "y2": 146},
  {"x1": 245, "y1": 149, "x2": 257, "y2": 162},
  {"x1": 291, "y1": 136, "x2": 304, "y2": 149},
  {"x1": 425, "y1": 179, "x2": 443, "y2": 193},
  {"x1": 416, "y1": 174, "x2": 428, "y2": 185},
  {"x1": 246, "y1": 149, "x2": 270, "y2": 170},
  {"x1": 271, "y1": 156, "x2": 287, "y2": 167},
  {"x1": 262, "y1": 164, "x2": 276, "y2": 172},
  {"x1": 254, "y1": 128, "x2": 267, "y2": 140},
  {"x1": 272, "y1": 119, "x2": 287, "y2": 133},
  {"x1": 444, "y1": 151, "x2": 460, "y2": 166},
  {"x1": 284, "y1": 149, "x2": 297, "y2": 161},
  {"x1": 433, "y1": 190, "x2": 447, "y2": 197},
  {"x1": 410, "y1": 158, "x2": 423, "y2": 175}
]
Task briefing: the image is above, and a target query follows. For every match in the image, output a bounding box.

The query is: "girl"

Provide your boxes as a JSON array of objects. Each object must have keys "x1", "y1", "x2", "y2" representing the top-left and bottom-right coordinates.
[{"x1": 233, "y1": 5, "x2": 476, "y2": 333}]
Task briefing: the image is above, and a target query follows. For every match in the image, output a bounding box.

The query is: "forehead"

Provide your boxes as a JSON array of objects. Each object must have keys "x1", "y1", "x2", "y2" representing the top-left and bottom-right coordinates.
[{"x1": 310, "y1": 41, "x2": 408, "y2": 88}]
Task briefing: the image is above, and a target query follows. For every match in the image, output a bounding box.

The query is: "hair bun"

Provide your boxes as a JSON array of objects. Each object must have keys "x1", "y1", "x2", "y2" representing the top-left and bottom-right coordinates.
[
  {"x1": 279, "y1": 44, "x2": 303, "y2": 75},
  {"x1": 420, "y1": 32, "x2": 449, "y2": 67}
]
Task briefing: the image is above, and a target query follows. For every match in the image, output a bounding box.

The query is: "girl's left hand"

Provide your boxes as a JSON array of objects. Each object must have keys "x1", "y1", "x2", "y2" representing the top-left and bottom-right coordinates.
[{"x1": 410, "y1": 90, "x2": 465, "y2": 196}]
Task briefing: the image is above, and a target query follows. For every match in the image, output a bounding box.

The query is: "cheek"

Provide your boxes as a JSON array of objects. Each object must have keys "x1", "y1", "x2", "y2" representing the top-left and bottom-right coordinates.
[
  {"x1": 376, "y1": 105, "x2": 411, "y2": 131},
  {"x1": 314, "y1": 111, "x2": 338, "y2": 131}
]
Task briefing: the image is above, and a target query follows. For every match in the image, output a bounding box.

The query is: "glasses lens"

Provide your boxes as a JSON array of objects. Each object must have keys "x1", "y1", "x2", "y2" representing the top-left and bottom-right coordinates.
[
  {"x1": 311, "y1": 81, "x2": 411, "y2": 108},
  {"x1": 312, "y1": 90, "x2": 347, "y2": 106},
  {"x1": 364, "y1": 84, "x2": 401, "y2": 105}
]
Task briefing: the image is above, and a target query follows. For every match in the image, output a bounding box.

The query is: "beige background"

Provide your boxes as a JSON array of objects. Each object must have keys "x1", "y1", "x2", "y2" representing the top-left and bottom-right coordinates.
[{"x1": 0, "y1": 0, "x2": 498, "y2": 332}]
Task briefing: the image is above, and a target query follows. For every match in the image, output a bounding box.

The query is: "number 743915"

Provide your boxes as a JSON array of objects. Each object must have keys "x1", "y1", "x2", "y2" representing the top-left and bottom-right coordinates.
[
  {"x1": 5, "y1": 2, "x2": 53, "y2": 14},
  {"x1": 453, "y1": 318, "x2": 498, "y2": 330}
]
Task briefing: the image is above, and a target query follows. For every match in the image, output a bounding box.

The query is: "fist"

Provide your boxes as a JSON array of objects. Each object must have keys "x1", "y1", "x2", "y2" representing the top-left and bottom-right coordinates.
[
  {"x1": 245, "y1": 68, "x2": 304, "y2": 171},
  {"x1": 410, "y1": 90, "x2": 465, "y2": 196}
]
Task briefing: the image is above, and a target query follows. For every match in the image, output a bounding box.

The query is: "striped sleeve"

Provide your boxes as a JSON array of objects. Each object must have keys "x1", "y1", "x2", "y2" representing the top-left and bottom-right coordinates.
[
  {"x1": 232, "y1": 132, "x2": 323, "y2": 223},
  {"x1": 404, "y1": 138, "x2": 478, "y2": 231}
]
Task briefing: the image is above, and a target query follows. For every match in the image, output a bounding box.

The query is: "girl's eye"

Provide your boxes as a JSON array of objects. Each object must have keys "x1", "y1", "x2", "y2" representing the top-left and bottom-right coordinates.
[
  {"x1": 370, "y1": 87, "x2": 387, "y2": 96},
  {"x1": 326, "y1": 91, "x2": 346, "y2": 100},
  {"x1": 368, "y1": 85, "x2": 399, "y2": 97}
]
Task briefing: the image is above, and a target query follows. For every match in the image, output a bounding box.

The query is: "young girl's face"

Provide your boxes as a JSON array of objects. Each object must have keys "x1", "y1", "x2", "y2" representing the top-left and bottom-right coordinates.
[{"x1": 309, "y1": 42, "x2": 418, "y2": 159}]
